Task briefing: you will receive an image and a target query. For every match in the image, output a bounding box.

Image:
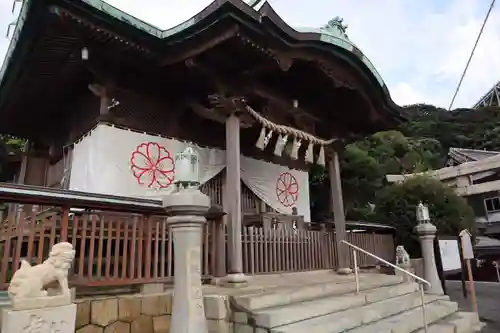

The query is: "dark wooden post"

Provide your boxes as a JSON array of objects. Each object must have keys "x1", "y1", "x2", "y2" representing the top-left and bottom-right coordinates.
[
  {"x1": 328, "y1": 151, "x2": 350, "y2": 273},
  {"x1": 60, "y1": 206, "x2": 70, "y2": 242},
  {"x1": 224, "y1": 113, "x2": 247, "y2": 283}
]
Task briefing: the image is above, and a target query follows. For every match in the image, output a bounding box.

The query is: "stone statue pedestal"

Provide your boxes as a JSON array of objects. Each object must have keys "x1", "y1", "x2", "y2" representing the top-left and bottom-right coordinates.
[
  {"x1": 395, "y1": 264, "x2": 415, "y2": 283},
  {"x1": 2, "y1": 303, "x2": 76, "y2": 333},
  {"x1": 415, "y1": 222, "x2": 444, "y2": 295},
  {"x1": 163, "y1": 187, "x2": 210, "y2": 333}
]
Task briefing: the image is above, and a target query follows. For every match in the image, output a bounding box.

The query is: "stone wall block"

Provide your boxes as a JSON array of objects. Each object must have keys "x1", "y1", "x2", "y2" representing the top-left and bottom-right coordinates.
[
  {"x1": 76, "y1": 300, "x2": 91, "y2": 329},
  {"x1": 104, "y1": 321, "x2": 131, "y2": 333},
  {"x1": 204, "y1": 295, "x2": 228, "y2": 320},
  {"x1": 76, "y1": 324, "x2": 104, "y2": 333},
  {"x1": 207, "y1": 319, "x2": 233, "y2": 333},
  {"x1": 234, "y1": 323, "x2": 253, "y2": 333},
  {"x1": 131, "y1": 314, "x2": 154, "y2": 333},
  {"x1": 118, "y1": 297, "x2": 142, "y2": 322},
  {"x1": 165, "y1": 293, "x2": 172, "y2": 314},
  {"x1": 153, "y1": 315, "x2": 171, "y2": 333},
  {"x1": 142, "y1": 295, "x2": 169, "y2": 316},
  {"x1": 91, "y1": 298, "x2": 119, "y2": 327}
]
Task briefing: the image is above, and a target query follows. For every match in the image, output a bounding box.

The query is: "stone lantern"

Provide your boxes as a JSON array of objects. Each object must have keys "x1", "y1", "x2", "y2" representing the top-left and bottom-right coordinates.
[
  {"x1": 163, "y1": 145, "x2": 210, "y2": 333},
  {"x1": 414, "y1": 202, "x2": 443, "y2": 295}
]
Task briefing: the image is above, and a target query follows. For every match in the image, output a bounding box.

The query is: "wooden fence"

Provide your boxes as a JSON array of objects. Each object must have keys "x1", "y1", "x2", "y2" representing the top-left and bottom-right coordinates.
[
  {"x1": 0, "y1": 206, "x2": 220, "y2": 289},
  {"x1": 241, "y1": 227, "x2": 394, "y2": 275},
  {"x1": 0, "y1": 184, "x2": 396, "y2": 290}
]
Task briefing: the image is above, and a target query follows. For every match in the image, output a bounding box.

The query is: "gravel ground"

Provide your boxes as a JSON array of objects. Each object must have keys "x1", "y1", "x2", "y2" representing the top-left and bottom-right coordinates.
[{"x1": 445, "y1": 280, "x2": 500, "y2": 333}]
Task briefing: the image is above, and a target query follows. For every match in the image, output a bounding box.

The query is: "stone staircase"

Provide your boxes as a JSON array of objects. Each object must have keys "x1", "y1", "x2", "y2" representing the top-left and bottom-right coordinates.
[{"x1": 232, "y1": 274, "x2": 484, "y2": 333}]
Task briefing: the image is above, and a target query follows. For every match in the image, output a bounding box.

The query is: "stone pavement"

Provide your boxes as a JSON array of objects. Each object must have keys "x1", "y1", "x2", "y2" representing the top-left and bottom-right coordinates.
[{"x1": 446, "y1": 280, "x2": 500, "y2": 333}]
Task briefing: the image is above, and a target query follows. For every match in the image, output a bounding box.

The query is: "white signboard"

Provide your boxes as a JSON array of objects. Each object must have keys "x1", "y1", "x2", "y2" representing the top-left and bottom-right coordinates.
[
  {"x1": 438, "y1": 239, "x2": 462, "y2": 272},
  {"x1": 460, "y1": 230, "x2": 475, "y2": 260}
]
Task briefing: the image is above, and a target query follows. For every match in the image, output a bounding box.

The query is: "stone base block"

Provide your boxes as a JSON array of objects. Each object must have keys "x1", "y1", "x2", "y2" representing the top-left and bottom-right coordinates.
[
  {"x1": 11, "y1": 293, "x2": 72, "y2": 311},
  {"x1": 396, "y1": 265, "x2": 415, "y2": 283},
  {"x1": 337, "y1": 267, "x2": 353, "y2": 275},
  {"x1": 140, "y1": 283, "x2": 164, "y2": 295},
  {"x1": 221, "y1": 273, "x2": 249, "y2": 288},
  {"x1": 2, "y1": 303, "x2": 76, "y2": 333}
]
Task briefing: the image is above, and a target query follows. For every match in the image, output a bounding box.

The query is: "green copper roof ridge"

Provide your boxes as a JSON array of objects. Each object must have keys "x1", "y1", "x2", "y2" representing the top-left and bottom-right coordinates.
[
  {"x1": 79, "y1": 0, "x2": 386, "y2": 88},
  {"x1": 0, "y1": 0, "x2": 30, "y2": 83},
  {"x1": 294, "y1": 26, "x2": 384, "y2": 87},
  {"x1": 0, "y1": 0, "x2": 388, "y2": 97}
]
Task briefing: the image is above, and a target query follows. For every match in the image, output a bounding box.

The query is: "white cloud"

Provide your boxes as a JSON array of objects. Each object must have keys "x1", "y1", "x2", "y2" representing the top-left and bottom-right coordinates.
[
  {"x1": 390, "y1": 83, "x2": 425, "y2": 107},
  {"x1": 0, "y1": 0, "x2": 499, "y2": 109}
]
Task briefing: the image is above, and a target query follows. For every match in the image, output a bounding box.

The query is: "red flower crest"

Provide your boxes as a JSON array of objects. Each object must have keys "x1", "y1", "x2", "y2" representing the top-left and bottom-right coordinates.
[
  {"x1": 130, "y1": 142, "x2": 175, "y2": 188},
  {"x1": 276, "y1": 172, "x2": 299, "y2": 207}
]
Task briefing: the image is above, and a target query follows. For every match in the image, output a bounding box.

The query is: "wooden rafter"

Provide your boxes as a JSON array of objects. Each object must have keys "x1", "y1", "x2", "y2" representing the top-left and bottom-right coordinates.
[{"x1": 161, "y1": 25, "x2": 240, "y2": 66}]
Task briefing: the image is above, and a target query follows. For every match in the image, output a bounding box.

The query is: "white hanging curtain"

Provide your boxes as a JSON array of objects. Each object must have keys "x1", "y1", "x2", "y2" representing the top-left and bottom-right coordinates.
[
  {"x1": 69, "y1": 124, "x2": 226, "y2": 198},
  {"x1": 241, "y1": 156, "x2": 311, "y2": 222}
]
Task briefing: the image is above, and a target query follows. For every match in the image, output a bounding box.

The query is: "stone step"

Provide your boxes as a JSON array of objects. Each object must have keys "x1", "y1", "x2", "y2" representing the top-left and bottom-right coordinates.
[
  {"x1": 235, "y1": 274, "x2": 404, "y2": 310},
  {"x1": 413, "y1": 311, "x2": 484, "y2": 333},
  {"x1": 245, "y1": 282, "x2": 419, "y2": 329},
  {"x1": 344, "y1": 300, "x2": 459, "y2": 333},
  {"x1": 270, "y1": 292, "x2": 448, "y2": 333}
]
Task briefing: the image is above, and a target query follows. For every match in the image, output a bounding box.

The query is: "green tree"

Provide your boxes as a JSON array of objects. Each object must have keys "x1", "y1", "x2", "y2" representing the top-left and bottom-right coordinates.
[
  {"x1": 374, "y1": 176, "x2": 475, "y2": 257},
  {"x1": 401, "y1": 104, "x2": 500, "y2": 153},
  {"x1": 309, "y1": 130, "x2": 442, "y2": 220},
  {"x1": 0, "y1": 135, "x2": 25, "y2": 180}
]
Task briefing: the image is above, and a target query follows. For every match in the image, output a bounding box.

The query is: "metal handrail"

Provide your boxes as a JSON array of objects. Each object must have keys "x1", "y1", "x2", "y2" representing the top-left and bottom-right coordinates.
[
  {"x1": 341, "y1": 240, "x2": 430, "y2": 286},
  {"x1": 341, "y1": 240, "x2": 430, "y2": 333}
]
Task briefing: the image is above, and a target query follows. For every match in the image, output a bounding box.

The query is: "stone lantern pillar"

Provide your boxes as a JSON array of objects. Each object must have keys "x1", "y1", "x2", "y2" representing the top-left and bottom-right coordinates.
[
  {"x1": 162, "y1": 146, "x2": 210, "y2": 333},
  {"x1": 415, "y1": 202, "x2": 443, "y2": 295}
]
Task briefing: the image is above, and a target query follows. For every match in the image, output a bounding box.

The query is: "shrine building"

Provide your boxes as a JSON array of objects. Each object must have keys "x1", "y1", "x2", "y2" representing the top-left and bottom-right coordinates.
[{"x1": 0, "y1": 0, "x2": 404, "y2": 284}]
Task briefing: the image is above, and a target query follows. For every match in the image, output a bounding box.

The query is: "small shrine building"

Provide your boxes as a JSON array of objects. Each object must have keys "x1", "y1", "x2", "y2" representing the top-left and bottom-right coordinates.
[{"x1": 0, "y1": 0, "x2": 404, "y2": 281}]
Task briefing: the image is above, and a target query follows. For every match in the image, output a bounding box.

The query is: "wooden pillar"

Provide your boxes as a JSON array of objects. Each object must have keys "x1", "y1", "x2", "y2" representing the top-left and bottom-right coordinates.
[
  {"x1": 224, "y1": 114, "x2": 247, "y2": 284},
  {"x1": 328, "y1": 151, "x2": 351, "y2": 274}
]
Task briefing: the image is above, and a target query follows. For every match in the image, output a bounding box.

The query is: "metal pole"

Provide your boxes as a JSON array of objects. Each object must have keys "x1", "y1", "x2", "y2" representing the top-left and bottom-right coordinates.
[
  {"x1": 494, "y1": 262, "x2": 500, "y2": 283},
  {"x1": 353, "y1": 249, "x2": 359, "y2": 293},
  {"x1": 419, "y1": 283, "x2": 428, "y2": 333}
]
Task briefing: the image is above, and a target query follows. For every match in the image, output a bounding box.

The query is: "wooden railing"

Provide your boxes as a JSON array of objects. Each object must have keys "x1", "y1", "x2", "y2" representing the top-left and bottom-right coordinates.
[
  {"x1": 0, "y1": 184, "x2": 222, "y2": 289},
  {"x1": 240, "y1": 227, "x2": 394, "y2": 275},
  {"x1": 0, "y1": 183, "x2": 396, "y2": 290},
  {"x1": 1, "y1": 206, "x2": 220, "y2": 288},
  {"x1": 346, "y1": 232, "x2": 395, "y2": 267},
  {"x1": 241, "y1": 227, "x2": 337, "y2": 274}
]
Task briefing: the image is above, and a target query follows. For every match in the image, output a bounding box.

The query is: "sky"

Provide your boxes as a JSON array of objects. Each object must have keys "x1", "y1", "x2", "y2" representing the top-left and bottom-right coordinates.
[{"x1": 1, "y1": 0, "x2": 499, "y2": 108}]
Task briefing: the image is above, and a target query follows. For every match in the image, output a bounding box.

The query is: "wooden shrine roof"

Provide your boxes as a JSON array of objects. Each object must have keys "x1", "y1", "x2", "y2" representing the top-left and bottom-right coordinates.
[{"x1": 0, "y1": 0, "x2": 407, "y2": 141}]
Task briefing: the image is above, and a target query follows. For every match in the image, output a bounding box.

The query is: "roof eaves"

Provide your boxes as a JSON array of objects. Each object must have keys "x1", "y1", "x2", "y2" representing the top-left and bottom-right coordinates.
[
  {"x1": 81, "y1": 0, "x2": 164, "y2": 38},
  {"x1": 81, "y1": 0, "x2": 392, "y2": 93},
  {"x1": 0, "y1": 0, "x2": 32, "y2": 91},
  {"x1": 0, "y1": 0, "x2": 403, "y2": 121}
]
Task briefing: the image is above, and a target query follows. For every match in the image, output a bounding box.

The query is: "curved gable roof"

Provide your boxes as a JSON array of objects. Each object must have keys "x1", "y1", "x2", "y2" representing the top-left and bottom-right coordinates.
[{"x1": 0, "y1": 0, "x2": 401, "y2": 120}]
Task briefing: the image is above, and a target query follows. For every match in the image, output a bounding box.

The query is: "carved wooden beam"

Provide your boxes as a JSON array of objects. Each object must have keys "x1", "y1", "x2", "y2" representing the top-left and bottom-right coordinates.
[
  {"x1": 185, "y1": 58, "x2": 327, "y2": 134},
  {"x1": 250, "y1": 85, "x2": 321, "y2": 123},
  {"x1": 242, "y1": 53, "x2": 294, "y2": 76},
  {"x1": 88, "y1": 83, "x2": 121, "y2": 115},
  {"x1": 287, "y1": 50, "x2": 381, "y2": 118},
  {"x1": 237, "y1": 34, "x2": 294, "y2": 72},
  {"x1": 188, "y1": 101, "x2": 253, "y2": 128},
  {"x1": 161, "y1": 25, "x2": 240, "y2": 66},
  {"x1": 238, "y1": 39, "x2": 380, "y2": 120}
]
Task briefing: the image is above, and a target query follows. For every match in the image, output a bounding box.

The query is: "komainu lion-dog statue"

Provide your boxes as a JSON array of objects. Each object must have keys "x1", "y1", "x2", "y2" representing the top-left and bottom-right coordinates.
[
  {"x1": 8, "y1": 242, "x2": 75, "y2": 302},
  {"x1": 395, "y1": 245, "x2": 411, "y2": 267}
]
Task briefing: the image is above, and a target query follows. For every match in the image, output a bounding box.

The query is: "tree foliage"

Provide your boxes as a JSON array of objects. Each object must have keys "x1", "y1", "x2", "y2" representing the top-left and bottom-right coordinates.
[
  {"x1": 402, "y1": 104, "x2": 500, "y2": 152},
  {"x1": 308, "y1": 129, "x2": 446, "y2": 221},
  {"x1": 374, "y1": 176, "x2": 475, "y2": 257},
  {"x1": 309, "y1": 104, "x2": 496, "y2": 246},
  {"x1": 0, "y1": 135, "x2": 25, "y2": 179}
]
